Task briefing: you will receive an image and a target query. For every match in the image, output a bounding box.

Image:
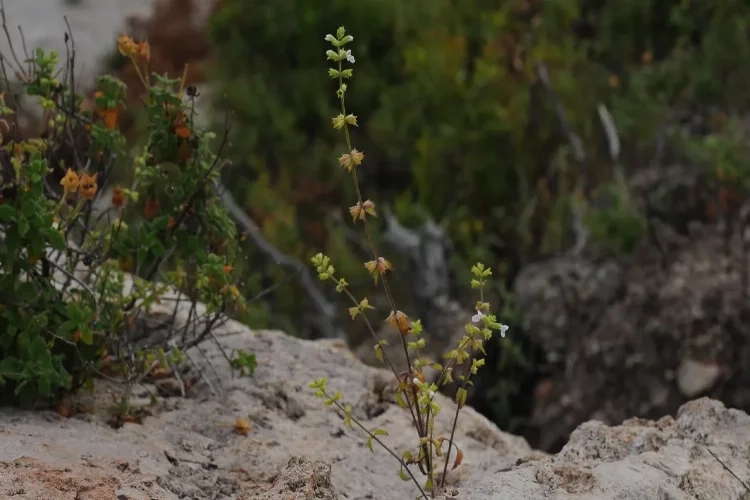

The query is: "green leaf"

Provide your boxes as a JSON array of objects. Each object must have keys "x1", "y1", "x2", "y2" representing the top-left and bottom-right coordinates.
[
  {"x1": 367, "y1": 436, "x2": 373, "y2": 452},
  {"x1": 37, "y1": 375, "x2": 51, "y2": 398},
  {"x1": 0, "y1": 204, "x2": 16, "y2": 221},
  {"x1": 398, "y1": 469, "x2": 410, "y2": 481},
  {"x1": 3, "y1": 226, "x2": 20, "y2": 254},
  {"x1": 396, "y1": 391, "x2": 408, "y2": 409},
  {"x1": 28, "y1": 335, "x2": 50, "y2": 362},
  {"x1": 42, "y1": 227, "x2": 67, "y2": 251},
  {"x1": 0, "y1": 356, "x2": 23, "y2": 380},
  {"x1": 79, "y1": 328, "x2": 94, "y2": 345},
  {"x1": 15, "y1": 282, "x2": 36, "y2": 302},
  {"x1": 0, "y1": 324, "x2": 17, "y2": 349},
  {"x1": 31, "y1": 313, "x2": 48, "y2": 331},
  {"x1": 21, "y1": 198, "x2": 37, "y2": 219},
  {"x1": 151, "y1": 215, "x2": 171, "y2": 231},
  {"x1": 17, "y1": 217, "x2": 29, "y2": 237}
]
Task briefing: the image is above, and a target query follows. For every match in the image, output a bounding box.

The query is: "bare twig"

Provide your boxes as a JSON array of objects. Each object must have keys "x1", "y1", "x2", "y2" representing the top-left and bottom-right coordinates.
[
  {"x1": 535, "y1": 61, "x2": 590, "y2": 255},
  {"x1": 0, "y1": 0, "x2": 26, "y2": 79},
  {"x1": 213, "y1": 178, "x2": 344, "y2": 339},
  {"x1": 706, "y1": 446, "x2": 750, "y2": 492}
]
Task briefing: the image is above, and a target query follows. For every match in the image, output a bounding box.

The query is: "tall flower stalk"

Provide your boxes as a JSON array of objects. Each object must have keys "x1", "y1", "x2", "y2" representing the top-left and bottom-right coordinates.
[{"x1": 309, "y1": 27, "x2": 508, "y2": 498}]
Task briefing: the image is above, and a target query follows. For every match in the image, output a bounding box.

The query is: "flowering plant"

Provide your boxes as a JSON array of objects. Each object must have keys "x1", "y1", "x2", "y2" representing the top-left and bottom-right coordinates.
[
  {"x1": 0, "y1": 20, "x2": 249, "y2": 417},
  {"x1": 309, "y1": 27, "x2": 509, "y2": 498}
]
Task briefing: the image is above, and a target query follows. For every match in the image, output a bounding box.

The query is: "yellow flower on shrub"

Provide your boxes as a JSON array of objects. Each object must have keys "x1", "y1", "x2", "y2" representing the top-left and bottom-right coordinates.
[
  {"x1": 60, "y1": 168, "x2": 79, "y2": 194},
  {"x1": 78, "y1": 172, "x2": 98, "y2": 200},
  {"x1": 136, "y1": 41, "x2": 150, "y2": 63},
  {"x1": 117, "y1": 34, "x2": 138, "y2": 58},
  {"x1": 111, "y1": 186, "x2": 125, "y2": 207}
]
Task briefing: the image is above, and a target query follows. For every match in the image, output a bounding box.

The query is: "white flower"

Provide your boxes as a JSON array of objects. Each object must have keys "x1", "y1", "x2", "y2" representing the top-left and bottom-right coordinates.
[
  {"x1": 471, "y1": 310, "x2": 485, "y2": 324},
  {"x1": 413, "y1": 377, "x2": 420, "y2": 386},
  {"x1": 500, "y1": 324, "x2": 509, "y2": 338},
  {"x1": 428, "y1": 390, "x2": 435, "y2": 399},
  {"x1": 345, "y1": 49, "x2": 355, "y2": 63},
  {"x1": 325, "y1": 34, "x2": 337, "y2": 43}
]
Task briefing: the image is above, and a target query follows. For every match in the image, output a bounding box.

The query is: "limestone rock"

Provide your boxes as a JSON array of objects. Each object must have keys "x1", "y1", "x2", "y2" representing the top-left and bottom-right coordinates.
[
  {"x1": 513, "y1": 168, "x2": 750, "y2": 451},
  {"x1": 462, "y1": 398, "x2": 750, "y2": 499},
  {"x1": 0, "y1": 300, "x2": 535, "y2": 499},
  {"x1": 677, "y1": 358, "x2": 722, "y2": 398}
]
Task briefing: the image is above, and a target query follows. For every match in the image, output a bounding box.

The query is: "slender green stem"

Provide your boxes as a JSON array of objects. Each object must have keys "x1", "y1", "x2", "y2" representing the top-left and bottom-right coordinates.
[
  {"x1": 322, "y1": 389, "x2": 428, "y2": 500},
  {"x1": 336, "y1": 61, "x2": 425, "y2": 439}
]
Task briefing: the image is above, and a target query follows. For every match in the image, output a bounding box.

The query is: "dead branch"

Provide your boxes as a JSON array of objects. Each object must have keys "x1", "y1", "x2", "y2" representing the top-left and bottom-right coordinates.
[{"x1": 212, "y1": 179, "x2": 345, "y2": 339}]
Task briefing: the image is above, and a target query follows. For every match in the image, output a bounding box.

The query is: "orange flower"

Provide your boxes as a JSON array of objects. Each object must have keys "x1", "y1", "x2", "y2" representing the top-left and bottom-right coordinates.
[
  {"x1": 72, "y1": 330, "x2": 81, "y2": 343},
  {"x1": 136, "y1": 40, "x2": 151, "y2": 63},
  {"x1": 167, "y1": 217, "x2": 176, "y2": 228},
  {"x1": 144, "y1": 199, "x2": 159, "y2": 219},
  {"x1": 60, "y1": 168, "x2": 79, "y2": 194},
  {"x1": 102, "y1": 107, "x2": 118, "y2": 130},
  {"x1": 173, "y1": 113, "x2": 191, "y2": 138},
  {"x1": 223, "y1": 265, "x2": 233, "y2": 273},
  {"x1": 111, "y1": 186, "x2": 125, "y2": 207},
  {"x1": 117, "y1": 34, "x2": 137, "y2": 57},
  {"x1": 78, "y1": 172, "x2": 98, "y2": 200},
  {"x1": 386, "y1": 310, "x2": 410, "y2": 335}
]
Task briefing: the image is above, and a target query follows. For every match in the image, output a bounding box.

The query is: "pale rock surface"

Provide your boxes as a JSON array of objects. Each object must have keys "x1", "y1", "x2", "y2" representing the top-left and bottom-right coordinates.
[
  {"x1": 0, "y1": 0, "x2": 217, "y2": 131},
  {"x1": 677, "y1": 358, "x2": 722, "y2": 398},
  {"x1": 1, "y1": 300, "x2": 749, "y2": 499},
  {"x1": 0, "y1": 0, "x2": 154, "y2": 85},
  {"x1": 466, "y1": 398, "x2": 750, "y2": 499},
  {"x1": 0, "y1": 299, "x2": 539, "y2": 499}
]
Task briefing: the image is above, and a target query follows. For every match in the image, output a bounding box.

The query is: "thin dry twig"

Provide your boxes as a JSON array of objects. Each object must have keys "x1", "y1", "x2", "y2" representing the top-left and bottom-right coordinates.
[
  {"x1": 213, "y1": 178, "x2": 345, "y2": 340},
  {"x1": 705, "y1": 446, "x2": 750, "y2": 492}
]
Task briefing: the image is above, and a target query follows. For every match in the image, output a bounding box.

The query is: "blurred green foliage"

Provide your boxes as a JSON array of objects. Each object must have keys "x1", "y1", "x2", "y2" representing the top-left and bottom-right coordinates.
[{"x1": 206, "y1": 0, "x2": 750, "y2": 434}]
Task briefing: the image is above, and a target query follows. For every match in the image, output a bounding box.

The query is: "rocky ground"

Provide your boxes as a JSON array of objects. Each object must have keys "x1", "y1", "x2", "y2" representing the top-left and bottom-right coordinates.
[
  {"x1": 514, "y1": 165, "x2": 750, "y2": 453},
  {"x1": 0, "y1": 306, "x2": 749, "y2": 499}
]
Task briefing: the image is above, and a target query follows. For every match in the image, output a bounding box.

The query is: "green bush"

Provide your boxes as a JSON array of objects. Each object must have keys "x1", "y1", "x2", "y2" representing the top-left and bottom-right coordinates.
[
  {"x1": 0, "y1": 33, "x2": 247, "y2": 408},
  {"x1": 208, "y1": 0, "x2": 750, "y2": 299}
]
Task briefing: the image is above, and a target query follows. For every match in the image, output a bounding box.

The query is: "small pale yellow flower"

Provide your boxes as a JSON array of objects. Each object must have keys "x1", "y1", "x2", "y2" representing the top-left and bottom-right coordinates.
[
  {"x1": 339, "y1": 153, "x2": 352, "y2": 170},
  {"x1": 350, "y1": 149, "x2": 364, "y2": 165},
  {"x1": 338, "y1": 149, "x2": 364, "y2": 172},
  {"x1": 332, "y1": 114, "x2": 346, "y2": 130},
  {"x1": 349, "y1": 199, "x2": 376, "y2": 222},
  {"x1": 364, "y1": 257, "x2": 393, "y2": 285}
]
